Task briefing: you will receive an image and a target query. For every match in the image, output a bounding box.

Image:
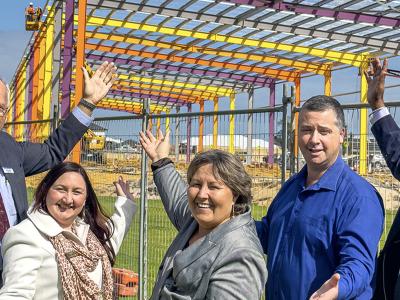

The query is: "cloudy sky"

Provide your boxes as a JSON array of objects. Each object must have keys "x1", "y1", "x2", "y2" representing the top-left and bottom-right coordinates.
[{"x1": 0, "y1": 0, "x2": 398, "y2": 115}]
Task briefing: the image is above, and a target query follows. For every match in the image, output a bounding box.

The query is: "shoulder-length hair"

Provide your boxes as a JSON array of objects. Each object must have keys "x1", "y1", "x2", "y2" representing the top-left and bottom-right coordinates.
[
  {"x1": 32, "y1": 162, "x2": 116, "y2": 265},
  {"x1": 187, "y1": 149, "x2": 252, "y2": 215}
]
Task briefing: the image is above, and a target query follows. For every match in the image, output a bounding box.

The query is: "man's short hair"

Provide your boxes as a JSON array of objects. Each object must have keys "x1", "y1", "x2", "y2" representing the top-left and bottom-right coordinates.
[{"x1": 300, "y1": 95, "x2": 345, "y2": 130}]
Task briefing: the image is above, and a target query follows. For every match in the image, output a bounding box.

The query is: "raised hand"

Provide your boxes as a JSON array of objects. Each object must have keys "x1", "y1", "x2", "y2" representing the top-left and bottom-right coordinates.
[
  {"x1": 309, "y1": 273, "x2": 340, "y2": 300},
  {"x1": 113, "y1": 176, "x2": 136, "y2": 202},
  {"x1": 82, "y1": 61, "x2": 117, "y2": 105},
  {"x1": 139, "y1": 129, "x2": 170, "y2": 163},
  {"x1": 364, "y1": 57, "x2": 388, "y2": 110}
]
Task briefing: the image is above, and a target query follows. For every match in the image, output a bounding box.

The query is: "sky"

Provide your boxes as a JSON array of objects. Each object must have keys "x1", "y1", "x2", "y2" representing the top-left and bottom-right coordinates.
[{"x1": 0, "y1": 0, "x2": 399, "y2": 119}]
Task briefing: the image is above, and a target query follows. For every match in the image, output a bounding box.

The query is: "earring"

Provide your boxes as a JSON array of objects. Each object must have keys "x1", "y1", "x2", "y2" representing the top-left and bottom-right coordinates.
[{"x1": 230, "y1": 203, "x2": 234, "y2": 218}]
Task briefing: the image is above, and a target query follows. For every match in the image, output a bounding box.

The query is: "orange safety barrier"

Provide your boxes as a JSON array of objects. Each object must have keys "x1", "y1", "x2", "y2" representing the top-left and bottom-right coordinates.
[{"x1": 112, "y1": 268, "x2": 139, "y2": 297}]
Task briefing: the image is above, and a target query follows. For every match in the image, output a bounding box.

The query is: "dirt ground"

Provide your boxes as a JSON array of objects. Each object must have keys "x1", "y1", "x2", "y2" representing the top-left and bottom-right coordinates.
[
  {"x1": 25, "y1": 159, "x2": 282, "y2": 204},
  {"x1": 26, "y1": 159, "x2": 398, "y2": 209}
]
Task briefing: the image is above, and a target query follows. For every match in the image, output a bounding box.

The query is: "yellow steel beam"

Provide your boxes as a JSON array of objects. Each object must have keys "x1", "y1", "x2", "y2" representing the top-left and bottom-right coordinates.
[
  {"x1": 71, "y1": 75, "x2": 217, "y2": 102},
  {"x1": 85, "y1": 32, "x2": 331, "y2": 76},
  {"x1": 42, "y1": 5, "x2": 54, "y2": 138},
  {"x1": 359, "y1": 62, "x2": 369, "y2": 175},
  {"x1": 15, "y1": 62, "x2": 27, "y2": 141},
  {"x1": 118, "y1": 73, "x2": 233, "y2": 97},
  {"x1": 84, "y1": 16, "x2": 368, "y2": 67},
  {"x1": 85, "y1": 42, "x2": 299, "y2": 82},
  {"x1": 112, "y1": 79, "x2": 220, "y2": 101}
]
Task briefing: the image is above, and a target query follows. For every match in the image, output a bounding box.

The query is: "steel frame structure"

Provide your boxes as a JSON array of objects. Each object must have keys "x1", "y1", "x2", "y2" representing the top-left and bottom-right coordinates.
[{"x1": 8, "y1": 0, "x2": 399, "y2": 173}]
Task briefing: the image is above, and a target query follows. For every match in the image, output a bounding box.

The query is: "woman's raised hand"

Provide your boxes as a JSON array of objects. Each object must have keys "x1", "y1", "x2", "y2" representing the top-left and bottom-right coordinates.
[
  {"x1": 139, "y1": 129, "x2": 170, "y2": 163},
  {"x1": 114, "y1": 176, "x2": 135, "y2": 202}
]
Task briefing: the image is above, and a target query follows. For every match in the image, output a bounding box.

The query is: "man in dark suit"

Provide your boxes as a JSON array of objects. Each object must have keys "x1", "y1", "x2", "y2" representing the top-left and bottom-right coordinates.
[
  {"x1": 366, "y1": 57, "x2": 400, "y2": 300},
  {"x1": 0, "y1": 61, "x2": 116, "y2": 240}
]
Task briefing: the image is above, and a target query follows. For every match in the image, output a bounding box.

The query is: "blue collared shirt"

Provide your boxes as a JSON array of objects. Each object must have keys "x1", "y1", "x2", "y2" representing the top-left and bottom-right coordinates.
[{"x1": 256, "y1": 156, "x2": 384, "y2": 300}]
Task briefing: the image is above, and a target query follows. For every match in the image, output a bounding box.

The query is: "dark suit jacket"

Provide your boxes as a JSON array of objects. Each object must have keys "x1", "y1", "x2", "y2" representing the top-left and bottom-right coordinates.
[
  {"x1": 0, "y1": 112, "x2": 88, "y2": 223},
  {"x1": 372, "y1": 114, "x2": 400, "y2": 300}
]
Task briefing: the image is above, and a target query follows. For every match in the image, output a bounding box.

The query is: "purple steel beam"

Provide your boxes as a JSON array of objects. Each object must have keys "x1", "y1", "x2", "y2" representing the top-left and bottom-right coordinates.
[
  {"x1": 108, "y1": 89, "x2": 187, "y2": 106},
  {"x1": 268, "y1": 83, "x2": 275, "y2": 165},
  {"x1": 61, "y1": 0, "x2": 74, "y2": 119},
  {"x1": 70, "y1": 85, "x2": 188, "y2": 105},
  {"x1": 86, "y1": 53, "x2": 274, "y2": 88},
  {"x1": 230, "y1": 0, "x2": 400, "y2": 27}
]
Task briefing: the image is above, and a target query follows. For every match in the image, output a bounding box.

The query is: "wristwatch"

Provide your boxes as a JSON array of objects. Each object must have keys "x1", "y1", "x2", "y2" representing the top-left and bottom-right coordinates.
[{"x1": 79, "y1": 98, "x2": 96, "y2": 111}]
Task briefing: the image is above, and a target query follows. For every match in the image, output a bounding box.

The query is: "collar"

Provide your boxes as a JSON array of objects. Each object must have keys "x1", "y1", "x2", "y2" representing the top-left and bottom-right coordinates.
[
  {"x1": 28, "y1": 206, "x2": 89, "y2": 245},
  {"x1": 297, "y1": 156, "x2": 345, "y2": 191},
  {"x1": 207, "y1": 207, "x2": 253, "y2": 243}
]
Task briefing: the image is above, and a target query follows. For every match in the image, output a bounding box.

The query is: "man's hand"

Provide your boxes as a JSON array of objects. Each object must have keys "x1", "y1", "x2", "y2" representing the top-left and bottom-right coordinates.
[
  {"x1": 364, "y1": 57, "x2": 388, "y2": 110},
  {"x1": 83, "y1": 61, "x2": 117, "y2": 105},
  {"x1": 139, "y1": 129, "x2": 170, "y2": 163},
  {"x1": 310, "y1": 273, "x2": 340, "y2": 300}
]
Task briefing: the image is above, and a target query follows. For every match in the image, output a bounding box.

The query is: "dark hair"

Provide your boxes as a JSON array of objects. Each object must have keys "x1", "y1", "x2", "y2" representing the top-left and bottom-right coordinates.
[
  {"x1": 300, "y1": 95, "x2": 345, "y2": 129},
  {"x1": 32, "y1": 162, "x2": 116, "y2": 265},
  {"x1": 187, "y1": 149, "x2": 252, "y2": 215}
]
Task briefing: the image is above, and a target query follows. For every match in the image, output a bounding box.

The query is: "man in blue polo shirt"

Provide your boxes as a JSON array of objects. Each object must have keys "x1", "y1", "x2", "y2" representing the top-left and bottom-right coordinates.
[{"x1": 256, "y1": 95, "x2": 384, "y2": 299}]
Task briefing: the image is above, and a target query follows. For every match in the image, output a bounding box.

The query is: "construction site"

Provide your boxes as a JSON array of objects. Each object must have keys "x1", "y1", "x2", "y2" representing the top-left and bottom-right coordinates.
[{"x1": 5, "y1": 0, "x2": 400, "y2": 298}]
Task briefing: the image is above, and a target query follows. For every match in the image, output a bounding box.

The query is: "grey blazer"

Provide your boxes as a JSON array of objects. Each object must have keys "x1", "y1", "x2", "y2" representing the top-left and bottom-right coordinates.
[{"x1": 151, "y1": 163, "x2": 267, "y2": 300}]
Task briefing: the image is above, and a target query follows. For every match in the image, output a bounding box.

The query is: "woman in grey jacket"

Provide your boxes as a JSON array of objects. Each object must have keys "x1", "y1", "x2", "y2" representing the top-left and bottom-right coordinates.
[{"x1": 140, "y1": 130, "x2": 267, "y2": 300}]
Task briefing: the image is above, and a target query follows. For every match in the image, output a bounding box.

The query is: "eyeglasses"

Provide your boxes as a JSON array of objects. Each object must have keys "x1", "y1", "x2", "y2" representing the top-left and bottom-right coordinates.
[{"x1": 0, "y1": 107, "x2": 8, "y2": 117}]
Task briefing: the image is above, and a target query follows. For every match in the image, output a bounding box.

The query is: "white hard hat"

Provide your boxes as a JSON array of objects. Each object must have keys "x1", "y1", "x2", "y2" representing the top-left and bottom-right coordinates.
[{"x1": 29, "y1": 2, "x2": 33, "y2": 5}]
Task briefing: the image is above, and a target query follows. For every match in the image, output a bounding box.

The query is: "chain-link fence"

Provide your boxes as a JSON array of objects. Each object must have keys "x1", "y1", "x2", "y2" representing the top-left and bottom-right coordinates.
[{"x1": 4, "y1": 101, "x2": 400, "y2": 298}]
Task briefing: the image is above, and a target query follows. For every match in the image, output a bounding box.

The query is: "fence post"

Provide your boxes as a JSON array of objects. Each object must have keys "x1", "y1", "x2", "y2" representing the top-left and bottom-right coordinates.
[
  {"x1": 139, "y1": 98, "x2": 149, "y2": 300},
  {"x1": 281, "y1": 85, "x2": 289, "y2": 185},
  {"x1": 175, "y1": 107, "x2": 180, "y2": 162}
]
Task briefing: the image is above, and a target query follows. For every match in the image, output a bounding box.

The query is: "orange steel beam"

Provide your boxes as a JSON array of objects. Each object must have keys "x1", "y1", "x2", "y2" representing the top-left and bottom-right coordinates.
[
  {"x1": 71, "y1": 75, "x2": 215, "y2": 102},
  {"x1": 85, "y1": 43, "x2": 300, "y2": 82},
  {"x1": 111, "y1": 86, "x2": 200, "y2": 103},
  {"x1": 111, "y1": 79, "x2": 219, "y2": 100},
  {"x1": 72, "y1": 0, "x2": 87, "y2": 163}
]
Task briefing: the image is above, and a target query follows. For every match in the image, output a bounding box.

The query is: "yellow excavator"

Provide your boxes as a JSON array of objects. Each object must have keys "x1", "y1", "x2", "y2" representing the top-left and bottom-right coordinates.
[
  {"x1": 82, "y1": 129, "x2": 106, "y2": 163},
  {"x1": 83, "y1": 129, "x2": 105, "y2": 150},
  {"x1": 25, "y1": 3, "x2": 42, "y2": 31}
]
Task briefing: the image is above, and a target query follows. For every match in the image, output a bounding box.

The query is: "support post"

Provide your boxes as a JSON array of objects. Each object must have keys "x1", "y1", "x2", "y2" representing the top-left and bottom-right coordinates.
[
  {"x1": 175, "y1": 107, "x2": 180, "y2": 162},
  {"x1": 268, "y1": 83, "x2": 276, "y2": 165},
  {"x1": 229, "y1": 94, "x2": 235, "y2": 154},
  {"x1": 139, "y1": 98, "x2": 150, "y2": 300},
  {"x1": 246, "y1": 89, "x2": 253, "y2": 164},
  {"x1": 198, "y1": 100, "x2": 204, "y2": 152},
  {"x1": 186, "y1": 103, "x2": 192, "y2": 163}
]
